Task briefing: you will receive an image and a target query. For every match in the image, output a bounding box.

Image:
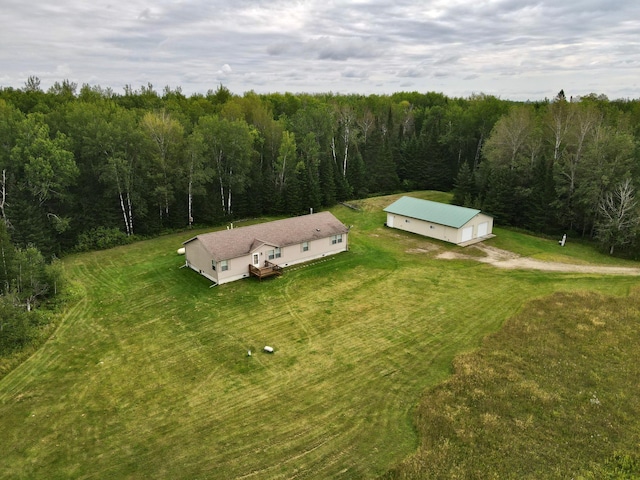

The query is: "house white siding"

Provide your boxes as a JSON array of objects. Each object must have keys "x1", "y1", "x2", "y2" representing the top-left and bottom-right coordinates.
[
  {"x1": 185, "y1": 238, "x2": 219, "y2": 283},
  {"x1": 183, "y1": 212, "x2": 349, "y2": 285}
]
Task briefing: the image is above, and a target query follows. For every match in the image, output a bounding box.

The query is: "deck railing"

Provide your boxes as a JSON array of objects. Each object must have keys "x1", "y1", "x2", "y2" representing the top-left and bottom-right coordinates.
[{"x1": 248, "y1": 260, "x2": 283, "y2": 280}]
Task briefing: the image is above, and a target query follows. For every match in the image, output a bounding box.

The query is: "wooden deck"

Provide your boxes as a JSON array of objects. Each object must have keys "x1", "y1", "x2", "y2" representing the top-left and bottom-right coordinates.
[{"x1": 248, "y1": 261, "x2": 283, "y2": 280}]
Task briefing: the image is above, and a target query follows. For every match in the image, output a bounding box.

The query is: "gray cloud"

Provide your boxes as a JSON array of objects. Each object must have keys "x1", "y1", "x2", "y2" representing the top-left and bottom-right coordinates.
[{"x1": 0, "y1": 0, "x2": 639, "y2": 100}]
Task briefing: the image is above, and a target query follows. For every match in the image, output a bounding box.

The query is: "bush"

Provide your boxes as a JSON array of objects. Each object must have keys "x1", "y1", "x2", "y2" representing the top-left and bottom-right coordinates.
[
  {"x1": 0, "y1": 296, "x2": 32, "y2": 354},
  {"x1": 75, "y1": 227, "x2": 135, "y2": 252}
]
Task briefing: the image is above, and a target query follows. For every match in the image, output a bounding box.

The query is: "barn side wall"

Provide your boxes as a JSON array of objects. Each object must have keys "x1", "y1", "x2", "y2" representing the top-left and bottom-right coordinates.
[
  {"x1": 386, "y1": 213, "x2": 459, "y2": 244},
  {"x1": 386, "y1": 212, "x2": 494, "y2": 245}
]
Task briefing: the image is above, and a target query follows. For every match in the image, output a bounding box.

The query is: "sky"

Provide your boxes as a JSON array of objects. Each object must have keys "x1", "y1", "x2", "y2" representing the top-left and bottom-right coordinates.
[{"x1": 1, "y1": 0, "x2": 639, "y2": 101}]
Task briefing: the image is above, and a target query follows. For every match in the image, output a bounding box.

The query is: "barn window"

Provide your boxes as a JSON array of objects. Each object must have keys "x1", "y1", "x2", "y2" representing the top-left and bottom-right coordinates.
[
  {"x1": 405, "y1": 219, "x2": 410, "y2": 223},
  {"x1": 302, "y1": 241, "x2": 309, "y2": 252},
  {"x1": 221, "y1": 260, "x2": 229, "y2": 271}
]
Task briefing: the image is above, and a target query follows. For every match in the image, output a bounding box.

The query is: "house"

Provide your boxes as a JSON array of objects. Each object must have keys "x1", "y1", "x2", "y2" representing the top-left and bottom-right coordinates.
[
  {"x1": 383, "y1": 196, "x2": 494, "y2": 246},
  {"x1": 182, "y1": 211, "x2": 349, "y2": 285}
]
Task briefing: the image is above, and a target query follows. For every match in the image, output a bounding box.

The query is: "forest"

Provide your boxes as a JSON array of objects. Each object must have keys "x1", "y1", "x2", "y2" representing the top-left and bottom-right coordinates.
[{"x1": 1, "y1": 79, "x2": 640, "y2": 329}]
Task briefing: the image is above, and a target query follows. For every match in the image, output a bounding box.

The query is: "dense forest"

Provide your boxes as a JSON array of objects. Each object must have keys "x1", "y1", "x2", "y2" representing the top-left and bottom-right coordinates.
[{"x1": 1, "y1": 78, "x2": 640, "y2": 333}]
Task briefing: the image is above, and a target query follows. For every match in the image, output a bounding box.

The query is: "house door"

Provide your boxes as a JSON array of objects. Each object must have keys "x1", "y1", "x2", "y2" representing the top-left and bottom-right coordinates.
[{"x1": 252, "y1": 253, "x2": 260, "y2": 267}]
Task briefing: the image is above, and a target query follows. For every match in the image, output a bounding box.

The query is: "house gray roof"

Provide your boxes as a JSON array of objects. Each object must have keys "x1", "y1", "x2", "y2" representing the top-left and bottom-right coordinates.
[
  {"x1": 384, "y1": 196, "x2": 482, "y2": 229},
  {"x1": 183, "y1": 211, "x2": 349, "y2": 262}
]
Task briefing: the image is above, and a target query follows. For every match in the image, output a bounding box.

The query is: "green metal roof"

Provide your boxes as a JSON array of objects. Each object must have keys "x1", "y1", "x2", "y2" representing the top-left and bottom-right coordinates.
[{"x1": 383, "y1": 196, "x2": 481, "y2": 228}]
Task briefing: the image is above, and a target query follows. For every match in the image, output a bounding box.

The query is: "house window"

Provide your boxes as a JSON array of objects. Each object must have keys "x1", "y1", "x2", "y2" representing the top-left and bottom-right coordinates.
[
  {"x1": 267, "y1": 248, "x2": 282, "y2": 260},
  {"x1": 212, "y1": 260, "x2": 216, "y2": 271},
  {"x1": 302, "y1": 241, "x2": 309, "y2": 252},
  {"x1": 331, "y1": 234, "x2": 343, "y2": 245},
  {"x1": 220, "y1": 260, "x2": 229, "y2": 272}
]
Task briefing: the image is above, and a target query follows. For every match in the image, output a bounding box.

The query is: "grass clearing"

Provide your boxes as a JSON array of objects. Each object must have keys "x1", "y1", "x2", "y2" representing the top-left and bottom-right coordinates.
[
  {"x1": 1, "y1": 191, "x2": 639, "y2": 479},
  {"x1": 386, "y1": 289, "x2": 640, "y2": 479}
]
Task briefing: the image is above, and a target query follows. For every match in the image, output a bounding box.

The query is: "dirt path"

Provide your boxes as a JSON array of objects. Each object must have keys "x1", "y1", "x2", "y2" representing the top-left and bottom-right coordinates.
[{"x1": 436, "y1": 244, "x2": 640, "y2": 276}]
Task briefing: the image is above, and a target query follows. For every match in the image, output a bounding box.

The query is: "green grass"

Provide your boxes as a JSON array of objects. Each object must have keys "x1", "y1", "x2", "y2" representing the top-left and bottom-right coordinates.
[
  {"x1": 1, "y1": 191, "x2": 639, "y2": 479},
  {"x1": 488, "y1": 227, "x2": 640, "y2": 266},
  {"x1": 385, "y1": 289, "x2": 640, "y2": 479}
]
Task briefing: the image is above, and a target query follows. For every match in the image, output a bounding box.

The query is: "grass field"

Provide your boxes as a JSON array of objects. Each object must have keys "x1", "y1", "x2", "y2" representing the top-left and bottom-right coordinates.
[
  {"x1": 385, "y1": 288, "x2": 640, "y2": 479},
  {"x1": 1, "y1": 192, "x2": 639, "y2": 479}
]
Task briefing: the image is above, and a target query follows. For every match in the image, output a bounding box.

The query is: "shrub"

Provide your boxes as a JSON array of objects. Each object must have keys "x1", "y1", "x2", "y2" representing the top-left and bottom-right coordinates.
[
  {"x1": 0, "y1": 295, "x2": 32, "y2": 354},
  {"x1": 75, "y1": 227, "x2": 134, "y2": 252}
]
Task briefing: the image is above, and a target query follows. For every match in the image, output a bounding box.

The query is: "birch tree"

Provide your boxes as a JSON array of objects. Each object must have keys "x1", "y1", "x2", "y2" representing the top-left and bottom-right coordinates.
[
  {"x1": 336, "y1": 104, "x2": 357, "y2": 177},
  {"x1": 274, "y1": 130, "x2": 296, "y2": 192},
  {"x1": 0, "y1": 220, "x2": 15, "y2": 292},
  {"x1": 0, "y1": 100, "x2": 23, "y2": 225},
  {"x1": 13, "y1": 245, "x2": 50, "y2": 311},
  {"x1": 141, "y1": 110, "x2": 185, "y2": 220},
  {"x1": 185, "y1": 130, "x2": 213, "y2": 227},
  {"x1": 596, "y1": 179, "x2": 640, "y2": 254},
  {"x1": 546, "y1": 92, "x2": 574, "y2": 165},
  {"x1": 65, "y1": 100, "x2": 141, "y2": 236},
  {"x1": 195, "y1": 115, "x2": 254, "y2": 215}
]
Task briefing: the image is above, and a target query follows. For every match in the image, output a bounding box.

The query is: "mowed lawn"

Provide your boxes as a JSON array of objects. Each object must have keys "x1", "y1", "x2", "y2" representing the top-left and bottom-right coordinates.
[{"x1": 1, "y1": 192, "x2": 639, "y2": 479}]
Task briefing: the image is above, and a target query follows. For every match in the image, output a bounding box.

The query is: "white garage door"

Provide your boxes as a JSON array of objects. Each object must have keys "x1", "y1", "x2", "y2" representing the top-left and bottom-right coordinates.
[
  {"x1": 478, "y1": 222, "x2": 488, "y2": 237},
  {"x1": 461, "y1": 226, "x2": 473, "y2": 242}
]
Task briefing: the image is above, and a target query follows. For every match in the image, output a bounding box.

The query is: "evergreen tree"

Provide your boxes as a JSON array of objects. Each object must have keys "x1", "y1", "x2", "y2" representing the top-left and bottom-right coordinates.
[
  {"x1": 397, "y1": 135, "x2": 420, "y2": 190},
  {"x1": 481, "y1": 167, "x2": 520, "y2": 225},
  {"x1": 368, "y1": 139, "x2": 400, "y2": 194},
  {"x1": 452, "y1": 162, "x2": 475, "y2": 207},
  {"x1": 346, "y1": 150, "x2": 368, "y2": 197},
  {"x1": 526, "y1": 157, "x2": 557, "y2": 232},
  {"x1": 284, "y1": 162, "x2": 303, "y2": 214},
  {"x1": 319, "y1": 154, "x2": 337, "y2": 206}
]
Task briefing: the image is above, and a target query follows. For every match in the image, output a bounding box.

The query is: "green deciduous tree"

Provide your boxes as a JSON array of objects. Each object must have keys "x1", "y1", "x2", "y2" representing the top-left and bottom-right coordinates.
[
  {"x1": 0, "y1": 294, "x2": 31, "y2": 354},
  {"x1": 12, "y1": 245, "x2": 51, "y2": 311},
  {"x1": 141, "y1": 110, "x2": 185, "y2": 222},
  {"x1": 483, "y1": 105, "x2": 537, "y2": 171},
  {"x1": 194, "y1": 115, "x2": 255, "y2": 216}
]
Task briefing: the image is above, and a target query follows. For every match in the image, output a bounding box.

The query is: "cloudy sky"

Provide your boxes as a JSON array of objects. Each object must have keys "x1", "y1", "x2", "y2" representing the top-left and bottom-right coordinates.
[{"x1": 1, "y1": 0, "x2": 639, "y2": 101}]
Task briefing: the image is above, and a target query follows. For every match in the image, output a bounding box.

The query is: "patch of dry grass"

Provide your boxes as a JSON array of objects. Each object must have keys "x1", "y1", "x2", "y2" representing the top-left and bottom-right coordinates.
[{"x1": 385, "y1": 289, "x2": 640, "y2": 479}]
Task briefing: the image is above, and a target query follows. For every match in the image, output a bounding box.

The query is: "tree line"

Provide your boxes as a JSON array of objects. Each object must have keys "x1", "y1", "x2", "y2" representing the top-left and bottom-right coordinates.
[
  {"x1": 0, "y1": 81, "x2": 639, "y2": 282},
  {"x1": 461, "y1": 90, "x2": 640, "y2": 255}
]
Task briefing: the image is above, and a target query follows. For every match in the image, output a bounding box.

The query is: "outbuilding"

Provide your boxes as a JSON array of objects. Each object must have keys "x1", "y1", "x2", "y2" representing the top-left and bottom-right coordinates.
[
  {"x1": 383, "y1": 196, "x2": 494, "y2": 246},
  {"x1": 183, "y1": 211, "x2": 349, "y2": 285}
]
